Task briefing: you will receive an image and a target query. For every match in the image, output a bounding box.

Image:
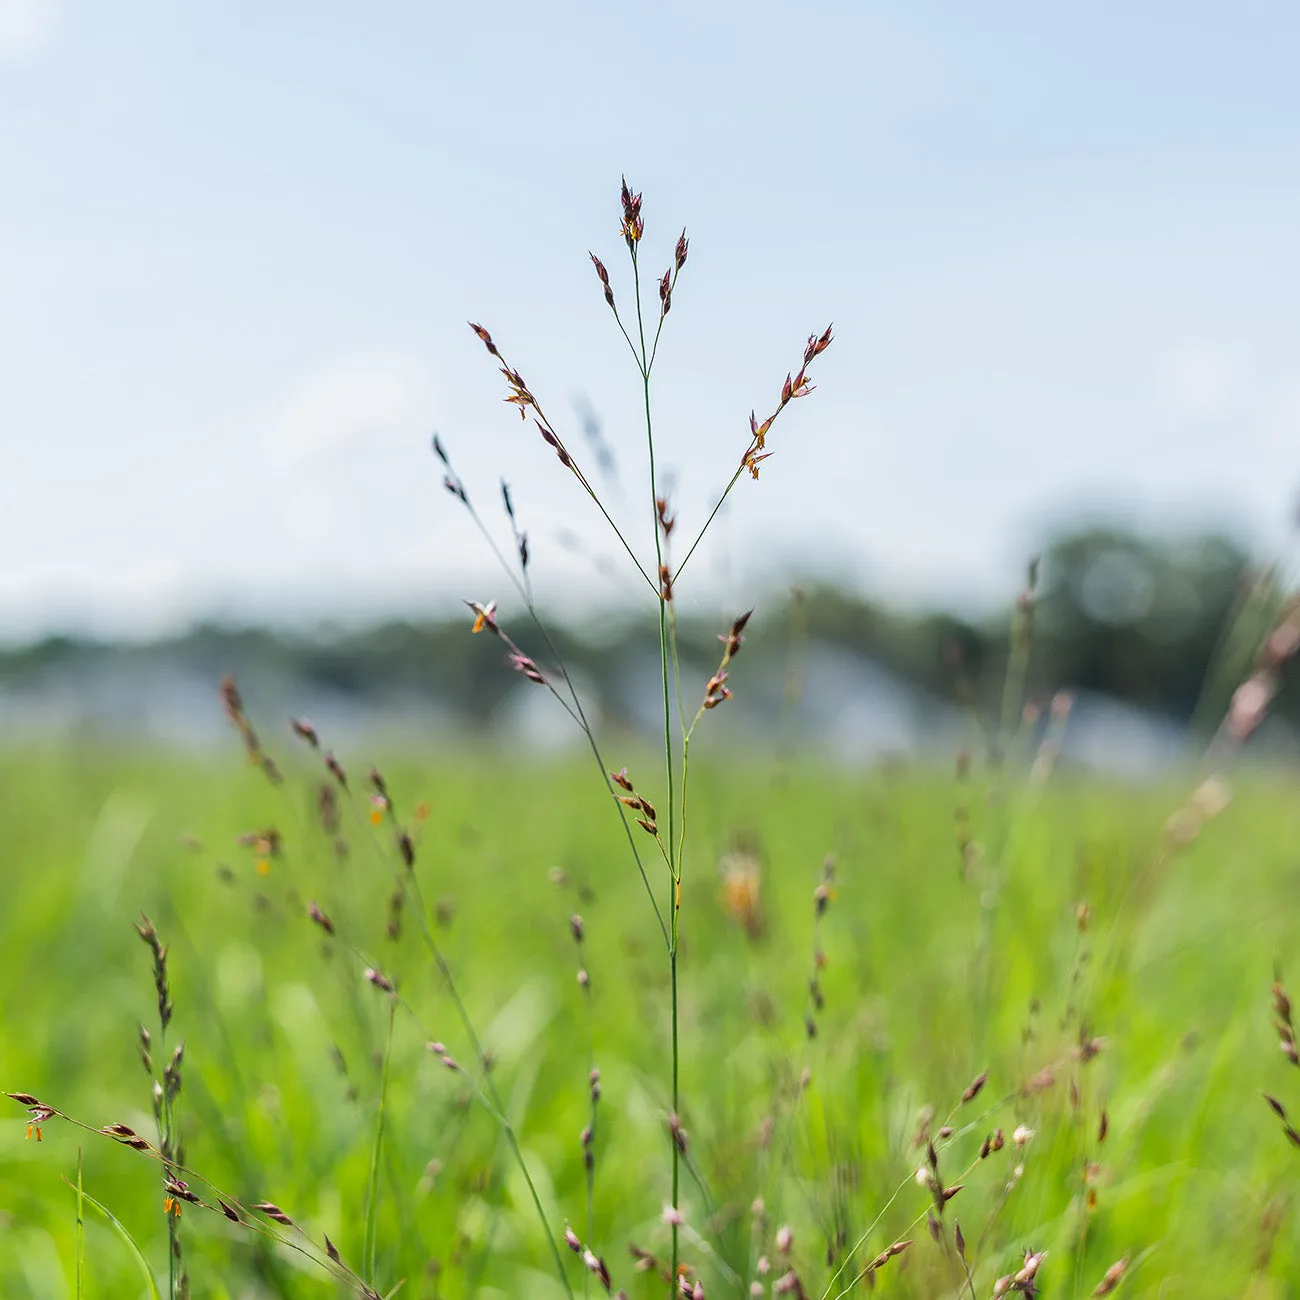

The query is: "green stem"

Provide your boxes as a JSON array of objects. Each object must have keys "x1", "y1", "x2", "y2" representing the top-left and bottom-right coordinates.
[
  {"x1": 632, "y1": 254, "x2": 676, "y2": 872},
  {"x1": 575, "y1": 474, "x2": 659, "y2": 595},
  {"x1": 675, "y1": 467, "x2": 744, "y2": 582},
  {"x1": 611, "y1": 302, "x2": 645, "y2": 372},
  {"x1": 71, "y1": 1184, "x2": 162, "y2": 1300},
  {"x1": 452, "y1": 469, "x2": 670, "y2": 945},
  {"x1": 348, "y1": 773, "x2": 576, "y2": 1298},
  {"x1": 632, "y1": 242, "x2": 681, "y2": 1296},
  {"x1": 428, "y1": 925, "x2": 574, "y2": 1297},
  {"x1": 363, "y1": 1001, "x2": 396, "y2": 1285},
  {"x1": 646, "y1": 265, "x2": 680, "y2": 376},
  {"x1": 670, "y1": 946, "x2": 680, "y2": 1288},
  {"x1": 519, "y1": 381, "x2": 657, "y2": 595},
  {"x1": 583, "y1": 970, "x2": 596, "y2": 1299},
  {"x1": 75, "y1": 1147, "x2": 84, "y2": 1300},
  {"x1": 156, "y1": 1011, "x2": 177, "y2": 1300}
]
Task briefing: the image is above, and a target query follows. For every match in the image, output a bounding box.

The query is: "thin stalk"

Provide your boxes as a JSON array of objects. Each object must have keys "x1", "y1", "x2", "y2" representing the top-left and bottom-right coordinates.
[
  {"x1": 340, "y1": 790, "x2": 575, "y2": 1297},
  {"x1": 646, "y1": 264, "x2": 680, "y2": 376},
  {"x1": 363, "y1": 1001, "x2": 396, "y2": 1285},
  {"x1": 675, "y1": 737, "x2": 694, "y2": 880},
  {"x1": 47, "y1": 1114, "x2": 366, "y2": 1297},
  {"x1": 827, "y1": 1150, "x2": 987, "y2": 1300},
  {"x1": 959, "y1": 1252, "x2": 978, "y2": 1300},
  {"x1": 676, "y1": 321, "x2": 832, "y2": 584},
  {"x1": 632, "y1": 242, "x2": 681, "y2": 1292},
  {"x1": 521, "y1": 386, "x2": 657, "y2": 596},
  {"x1": 75, "y1": 1146, "x2": 84, "y2": 1300},
  {"x1": 580, "y1": 933, "x2": 597, "y2": 1299},
  {"x1": 670, "y1": 947, "x2": 680, "y2": 1286},
  {"x1": 675, "y1": 467, "x2": 744, "y2": 582},
  {"x1": 448, "y1": 486, "x2": 669, "y2": 946},
  {"x1": 610, "y1": 303, "x2": 646, "y2": 372},
  {"x1": 153, "y1": 996, "x2": 177, "y2": 1300},
  {"x1": 317, "y1": 875, "x2": 574, "y2": 1297},
  {"x1": 418, "y1": 899, "x2": 574, "y2": 1297},
  {"x1": 820, "y1": 1091, "x2": 1015, "y2": 1300},
  {"x1": 461, "y1": 1144, "x2": 507, "y2": 1297},
  {"x1": 575, "y1": 477, "x2": 660, "y2": 595},
  {"x1": 166, "y1": 1148, "x2": 175, "y2": 1299},
  {"x1": 631, "y1": 248, "x2": 677, "y2": 876},
  {"x1": 69, "y1": 1182, "x2": 162, "y2": 1300},
  {"x1": 666, "y1": 601, "x2": 690, "y2": 739},
  {"x1": 669, "y1": 606, "x2": 693, "y2": 895},
  {"x1": 676, "y1": 693, "x2": 713, "y2": 874}
]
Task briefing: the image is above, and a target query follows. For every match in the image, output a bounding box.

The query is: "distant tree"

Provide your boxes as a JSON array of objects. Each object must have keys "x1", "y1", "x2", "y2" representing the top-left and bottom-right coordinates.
[{"x1": 1033, "y1": 526, "x2": 1251, "y2": 718}]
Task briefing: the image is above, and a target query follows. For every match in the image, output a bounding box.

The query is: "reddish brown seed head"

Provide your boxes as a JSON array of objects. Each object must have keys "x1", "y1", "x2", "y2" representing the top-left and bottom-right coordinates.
[
  {"x1": 590, "y1": 253, "x2": 615, "y2": 309},
  {"x1": 1093, "y1": 1258, "x2": 1128, "y2": 1295},
  {"x1": 397, "y1": 831, "x2": 416, "y2": 867},
  {"x1": 253, "y1": 1201, "x2": 294, "y2": 1226},
  {"x1": 308, "y1": 901, "x2": 335, "y2": 935},
  {"x1": 507, "y1": 651, "x2": 546, "y2": 685},
  {"x1": 619, "y1": 176, "x2": 644, "y2": 246},
  {"x1": 290, "y1": 717, "x2": 319, "y2": 748},
  {"x1": 656, "y1": 496, "x2": 676, "y2": 536},
  {"x1": 468, "y1": 321, "x2": 499, "y2": 356}
]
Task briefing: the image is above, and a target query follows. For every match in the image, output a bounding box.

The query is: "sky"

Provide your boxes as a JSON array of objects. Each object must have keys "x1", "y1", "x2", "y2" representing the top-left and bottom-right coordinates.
[{"x1": 3, "y1": 0, "x2": 1300, "y2": 642}]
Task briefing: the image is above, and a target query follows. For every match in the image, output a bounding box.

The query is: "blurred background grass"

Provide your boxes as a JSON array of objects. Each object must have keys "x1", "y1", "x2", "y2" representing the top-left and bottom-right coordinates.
[{"x1": 2, "y1": 742, "x2": 1298, "y2": 1297}]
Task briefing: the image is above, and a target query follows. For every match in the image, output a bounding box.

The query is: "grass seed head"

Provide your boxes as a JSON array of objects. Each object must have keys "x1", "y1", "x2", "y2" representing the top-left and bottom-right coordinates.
[
  {"x1": 668, "y1": 1111, "x2": 688, "y2": 1154},
  {"x1": 1093, "y1": 1257, "x2": 1128, "y2": 1295},
  {"x1": 590, "y1": 253, "x2": 616, "y2": 310},
  {"x1": 253, "y1": 1200, "x2": 294, "y2": 1227},
  {"x1": 290, "y1": 717, "x2": 318, "y2": 748},
  {"x1": 619, "y1": 175, "x2": 643, "y2": 247}
]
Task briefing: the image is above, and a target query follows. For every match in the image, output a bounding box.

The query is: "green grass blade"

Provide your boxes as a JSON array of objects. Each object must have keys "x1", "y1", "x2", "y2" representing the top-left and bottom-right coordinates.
[{"x1": 64, "y1": 1178, "x2": 161, "y2": 1300}]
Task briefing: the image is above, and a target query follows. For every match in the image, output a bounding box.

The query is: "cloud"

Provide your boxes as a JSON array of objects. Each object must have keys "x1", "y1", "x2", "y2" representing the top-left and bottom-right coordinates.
[
  {"x1": 0, "y1": 0, "x2": 59, "y2": 61},
  {"x1": 259, "y1": 351, "x2": 436, "y2": 472}
]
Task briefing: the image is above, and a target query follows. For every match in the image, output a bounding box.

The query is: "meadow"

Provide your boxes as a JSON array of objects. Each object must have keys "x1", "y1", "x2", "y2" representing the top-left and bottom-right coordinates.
[{"x1": 1, "y1": 733, "x2": 1298, "y2": 1298}]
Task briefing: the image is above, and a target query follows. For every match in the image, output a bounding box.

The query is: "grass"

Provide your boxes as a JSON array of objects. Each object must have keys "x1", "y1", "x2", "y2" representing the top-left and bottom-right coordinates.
[{"x1": 1, "y1": 742, "x2": 1299, "y2": 1297}]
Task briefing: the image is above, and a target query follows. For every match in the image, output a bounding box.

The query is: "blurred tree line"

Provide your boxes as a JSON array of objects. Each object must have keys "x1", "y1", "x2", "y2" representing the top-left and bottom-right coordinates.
[{"x1": 4, "y1": 524, "x2": 1296, "y2": 735}]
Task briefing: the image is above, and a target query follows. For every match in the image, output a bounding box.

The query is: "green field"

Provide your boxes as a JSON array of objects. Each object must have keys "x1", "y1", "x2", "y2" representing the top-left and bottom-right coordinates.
[{"x1": 2, "y1": 740, "x2": 1298, "y2": 1298}]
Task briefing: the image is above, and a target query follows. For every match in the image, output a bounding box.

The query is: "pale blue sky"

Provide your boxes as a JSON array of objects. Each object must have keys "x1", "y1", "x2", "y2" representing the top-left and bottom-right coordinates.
[{"x1": 3, "y1": 0, "x2": 1299, "y2": 639}]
